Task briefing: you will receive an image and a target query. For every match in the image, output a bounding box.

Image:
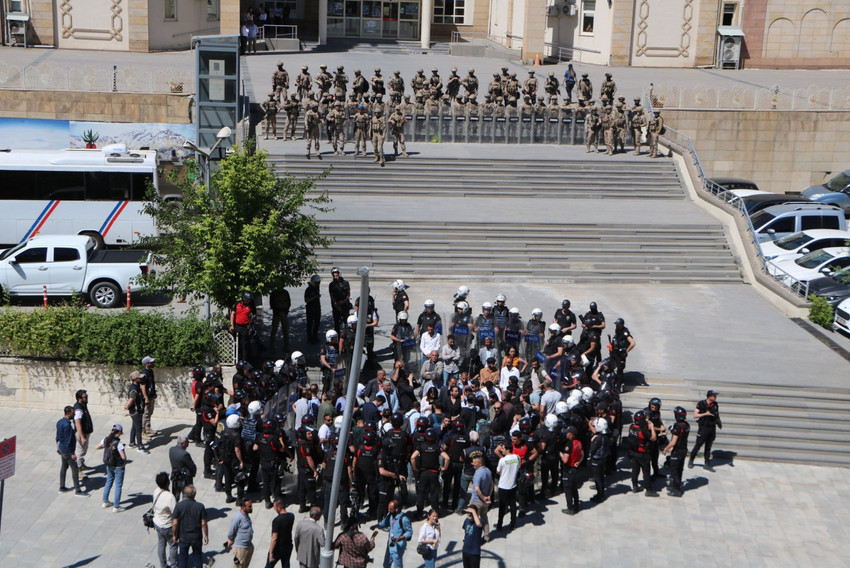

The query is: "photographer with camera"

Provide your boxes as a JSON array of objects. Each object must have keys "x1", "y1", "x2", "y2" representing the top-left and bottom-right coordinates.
[
  {"x1": 169, "y1": 436, "x2": 197, "y2": 502},
  {"x1": 375, "y1": 499, "x2": 412, "y2": 568},
  {"x1": 334, "y1": 517, "x2": 377, "y2": 568}
]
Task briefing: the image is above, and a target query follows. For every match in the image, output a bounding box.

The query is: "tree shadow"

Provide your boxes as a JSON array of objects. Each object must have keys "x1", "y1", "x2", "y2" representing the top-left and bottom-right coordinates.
[{"x1": 60, "y1": 556, "x2": 100, "y2": 568}]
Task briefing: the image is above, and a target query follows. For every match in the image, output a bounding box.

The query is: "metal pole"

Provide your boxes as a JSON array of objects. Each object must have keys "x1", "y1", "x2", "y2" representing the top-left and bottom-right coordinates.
[
  {"x1": 319, "y1": 266, "x2": 370, "y2": 568},
  {"x1": 203, "y1": 153, "x2": 212, "y2": 322},
  {"x1": 0, "y1": 479, "x2": 4, "y2": 539}
]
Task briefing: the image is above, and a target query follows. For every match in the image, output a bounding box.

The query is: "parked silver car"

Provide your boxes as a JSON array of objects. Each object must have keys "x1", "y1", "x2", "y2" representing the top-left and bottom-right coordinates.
[{"x1": 802, "y1": 170, "x2": 850, "y2": 213}]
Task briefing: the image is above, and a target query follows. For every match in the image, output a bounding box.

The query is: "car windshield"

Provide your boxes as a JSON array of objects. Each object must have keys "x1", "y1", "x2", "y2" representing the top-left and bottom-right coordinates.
[
  {"x1": 832, "y1": 267, "x2": 850, "y2": 284},
  {"x1": 750, "y1": 210, "x2": 775, "y2": 230},
  {"x1": 773, "y1": 232, "x2": 812, "y2": 251},
  {"x1": 0, "y1": 242, "x2": 26, "y2": 261},
  {"x1": 826, "y1": 172, "x2": 850, "y2": 192},
  {"x1": 796, "y1": 250, "x2": 835, "y2": 269}
]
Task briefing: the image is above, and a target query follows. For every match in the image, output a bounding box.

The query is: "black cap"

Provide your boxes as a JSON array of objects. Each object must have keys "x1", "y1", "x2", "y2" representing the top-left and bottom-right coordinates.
[
  {"x1": 565, "y1": 426, "x2": 578, "y2": 435},
  {"x1": 707, "y1": 390, "x2": 719, "y2": 398},
  {"x1": 562, "y1": 299, "x2": 571, "y2": 308},
  {"x1": 615, "y1": 318, "x2": 624, "y2": 325}
]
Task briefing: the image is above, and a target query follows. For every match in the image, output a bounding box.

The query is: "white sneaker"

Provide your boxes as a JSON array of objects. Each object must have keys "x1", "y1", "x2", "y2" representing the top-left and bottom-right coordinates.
[
  {"x1": 102, "y1": 502, "x2": 111, "y2": 509},
  {"x1": 113, "y1": 506, "x2": 123, "y2": 513}
]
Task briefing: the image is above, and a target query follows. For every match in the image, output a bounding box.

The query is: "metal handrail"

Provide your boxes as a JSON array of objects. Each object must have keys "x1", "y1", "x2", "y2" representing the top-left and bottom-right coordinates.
[
  {"x1": 259, "y1": 25, "x2": 298, "y2": 39},
  {"x1": 543, "y1": 42, "x2": 602, "y2": 63},
  {"x1": 450, "y1": 30, "x2": 517, "y2": 49}
]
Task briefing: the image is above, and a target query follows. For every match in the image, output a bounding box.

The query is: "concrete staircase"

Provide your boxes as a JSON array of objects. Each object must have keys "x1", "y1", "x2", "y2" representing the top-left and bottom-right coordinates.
[
  {"x1": 622, "y1": 377, "x2": 850, "y2": 467},
  {"x1": 271, "y1": 156, "x2": 686, "y2": 199},
  {"x1": 303, "y1": 38, "x2": 451, "y2": 55}
]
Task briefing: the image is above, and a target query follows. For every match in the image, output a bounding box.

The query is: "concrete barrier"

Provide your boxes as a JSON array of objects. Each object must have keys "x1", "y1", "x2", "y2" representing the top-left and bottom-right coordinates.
[{"x1": 0, "y1": 358, "x2": 194, "y2": 419}]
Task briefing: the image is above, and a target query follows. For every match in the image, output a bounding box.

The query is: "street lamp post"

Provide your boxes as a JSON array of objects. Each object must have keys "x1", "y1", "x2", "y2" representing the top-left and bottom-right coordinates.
[{"x1": 182, "y1": 126, "x2": 232, "y2": 321}]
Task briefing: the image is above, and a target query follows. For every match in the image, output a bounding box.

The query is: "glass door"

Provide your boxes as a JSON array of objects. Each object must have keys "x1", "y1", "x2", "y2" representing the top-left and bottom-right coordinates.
[
  {"x1": 382, "y1": 2, "x2": 399, "y2": 38},
  {"x1": 398, "y1": 1, "x2": 419, "y2": 39},
  {"x1": 361, "y1": 1, "x2": 382, "y2": 37}
]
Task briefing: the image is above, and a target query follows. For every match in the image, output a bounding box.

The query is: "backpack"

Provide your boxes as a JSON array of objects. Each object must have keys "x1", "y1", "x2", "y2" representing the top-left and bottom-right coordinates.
[{"x1": 103, "y1": 438, "x2": 120, "y2": 467}]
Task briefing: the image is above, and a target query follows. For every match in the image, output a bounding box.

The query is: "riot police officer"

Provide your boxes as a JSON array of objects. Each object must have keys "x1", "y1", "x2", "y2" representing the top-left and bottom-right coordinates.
[
  {"x1": 390, "y1": 312, "x2": 415, "y2": 368},
  {"x1": 663, "y1": 406, "x2": 690, "y2": 497},
  {"x1": 241, "y1": 400, "x2": 263, "y2": 493},
  {"x1": 689, "y1": 390, "x2": 721, "y2": 472},
  {"x1": 254, "y1": 417, "x2": 290, "y2": 508},
  {"x1": 441, "y1": 419, "x2": 469, "y2": 511},
  {"x1": 644, "y1": 397, "x2": 667, "y2": 480},
  {"x1": 525, "y1": 308, "x2": 546, "y2": 364},
  {"x1": 321, "y1": 330, "x2": 341, "y2": 394},
  {"x1": 377, "y1": 413, "x2": 411, "y2": 520},
  {"x1": 322, "y1": 432, "x2": 353, "y2": 525},
  {"x1": 579, "y1": 302, "x2": 606, "y2": 371},
  {"x1": 553, "y1": 299, "x2": 577, "y2": 336},
  {"x1": 220, "y1": 414, "x2": 246, "y2": 504},
  {"x1": 628, "y1": 410, "x2": 657, "y2": 496},
  {"x1": 296, "y1": 427, "x2": 320, "y2": 513},
  {"x1": 329, "y1": 267, "x2": 352, "y2": 334},
  {"x1": 353, "y1": 429, "x2": 381, "y2": 520},
  {"x1": 538, "y1": 414, "x2": 562, "y2": 497},
  {"x1": 610, "y1": 318, "x2": 636, "y2": 390},
  {"x1": 411, "y1": 428, "x2": 448, "y2": 519}
]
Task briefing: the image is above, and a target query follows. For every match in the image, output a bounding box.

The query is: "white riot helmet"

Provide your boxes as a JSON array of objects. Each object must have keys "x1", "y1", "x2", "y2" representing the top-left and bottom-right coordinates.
[
  {"x1": 555, "y1": 401, "x2": 569, "y2": 415},
  {"x1": 247, "y1": 400, "x2": 262, "y2": 416},
  {"x1": 568, "y1": 389, "x2": 583, "y2": 403},
  {"x1": 593, "y1": 418, "x2": 609, "y2": 435},
  {"x1": 544, "y1": 413, "x2": 559, "y2": 431},
  {"x1": 581, "y1": 387, "x2": 595, "y2": 402},
  {"x1": 532, "y1": 308, "x2": 543, "y2": 318},
  {"x1": 424, "y1": 299, "x2": 435, "y2": 308},
  {"x1": 397, "y1": 311, "x2": 409, "y2": 320},
  {"x1": 482, "y1": 301, "x2": 493, "y2": 310},
  {"x1": 454, "y1": 286, "x2": 470, "y2": 300},
  {"x1": 225, "y1": 415, "x2": 242, "y2": 429},
  {"x1": 347, "y1": 315, "x2": 358, "y2": 326},
  {"x1": 566, "y1": 397, "x2": 580, "y2": 411},
  {"x1": 326, "y1": 330, "x2": 338, "y2": 342},
  {"x1": 495, "y1": 294, "x2": 506, "y2": 303},
  {"x1": 456, "y1": 301, "x2": 469, "y2": 311},
  {"x1": 509, "y1": 307, "x2": 520, "y2": 316},
  {"x1": 548, "y1": 323, "x2": 560, "y2": 333},
  {"x1": 333, "y1": 415, "x2": 344, "y2": 432},
  {"x1": 274, "y1": 359, "x2": 285, "y2": 373},
  {"x1": 562, "y1": 335, "x2": 575, "y2": 347},
  {"x1": 392, "y1": 279, "x2": 407, "y2": 291},
  {"x1": 291, "y1": 351, "x2": 305, "y2": 364}
]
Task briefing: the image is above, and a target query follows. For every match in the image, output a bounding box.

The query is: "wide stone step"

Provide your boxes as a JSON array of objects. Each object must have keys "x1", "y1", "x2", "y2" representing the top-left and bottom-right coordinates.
[{"x1": 318, "y1": 250, "x2": 733, "y2": 262}]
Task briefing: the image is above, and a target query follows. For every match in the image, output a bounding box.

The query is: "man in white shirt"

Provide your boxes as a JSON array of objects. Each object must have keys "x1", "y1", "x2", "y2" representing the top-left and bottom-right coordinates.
[
  {"x1": 499, "y1": 359, "x2": 520, "y2": 392},
  {"x1": 495, "y1": 443, "x2": 520, "y2": 531},
  {"x1": 420, "y1": 323, "x2": 441, "y2": 366}
]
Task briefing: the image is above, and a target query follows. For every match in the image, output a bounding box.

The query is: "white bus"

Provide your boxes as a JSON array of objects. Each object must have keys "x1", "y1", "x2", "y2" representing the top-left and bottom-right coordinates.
[{"x1": 0, "y1": 145, "x2": 162, "y2": 248}]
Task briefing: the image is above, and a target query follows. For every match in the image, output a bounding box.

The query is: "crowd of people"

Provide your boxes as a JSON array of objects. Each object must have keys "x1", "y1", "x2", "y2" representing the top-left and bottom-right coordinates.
[
  {"x1": 53, "y1": 273, "x2": 725, "y2": 568},
  {"x1": 259, "y1": 63, "x2": 666, "y2": 159}
]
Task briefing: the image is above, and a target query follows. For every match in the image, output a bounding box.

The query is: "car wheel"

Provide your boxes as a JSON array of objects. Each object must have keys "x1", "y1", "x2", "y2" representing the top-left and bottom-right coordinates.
[{"x1": 89, "y1": 281, "x2": 121, "y2": 309}]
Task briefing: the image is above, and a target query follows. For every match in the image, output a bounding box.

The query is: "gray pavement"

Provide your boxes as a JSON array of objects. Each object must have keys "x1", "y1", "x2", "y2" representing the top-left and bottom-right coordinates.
[{"x1": 2, "y1": 406, "x2": 850, "y2": 568}]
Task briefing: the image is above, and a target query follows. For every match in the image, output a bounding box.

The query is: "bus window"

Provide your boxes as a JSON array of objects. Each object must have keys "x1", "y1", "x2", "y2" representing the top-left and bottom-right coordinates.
[
  {"x1": 132, "y1": 173, "x2": 155, "y2": 200},
  {"x1": 85, "y1": 171, "x2": 132, "y2": 200},
  {"x1": 40, "y1": 172, "x2": 86, "y2": 200}
]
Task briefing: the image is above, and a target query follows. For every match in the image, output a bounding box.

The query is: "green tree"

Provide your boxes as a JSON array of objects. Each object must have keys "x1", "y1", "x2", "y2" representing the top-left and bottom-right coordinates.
[{"x1": 140, "y1": 141, "x2": 332, "y2": 309}]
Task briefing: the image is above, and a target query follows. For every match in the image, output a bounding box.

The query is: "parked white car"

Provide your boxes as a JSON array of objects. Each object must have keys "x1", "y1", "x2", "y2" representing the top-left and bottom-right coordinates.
[
  {"x1": 834, "y1": 297, "x2": 850, "y2": 335},
  {"x1": 767, "y1": 247, "x2": 850, "y2": 287},
  {"x1": 760, "y1": 229, "x2": 850, "y2": 262},
  {"x1": 0, "y1": 235, "x2": 150, "y2": 308}
]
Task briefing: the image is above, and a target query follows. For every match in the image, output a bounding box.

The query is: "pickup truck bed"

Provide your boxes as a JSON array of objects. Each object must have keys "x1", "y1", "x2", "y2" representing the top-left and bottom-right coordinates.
[{"x1": 89, "y1": 249, "x2": 148, "y2": 264}]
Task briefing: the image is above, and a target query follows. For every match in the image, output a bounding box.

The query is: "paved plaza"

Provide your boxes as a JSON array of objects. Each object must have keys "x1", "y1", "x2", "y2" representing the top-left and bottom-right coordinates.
[{"x1": 1, "y1": 406, "x2": 850, "y2": 568}]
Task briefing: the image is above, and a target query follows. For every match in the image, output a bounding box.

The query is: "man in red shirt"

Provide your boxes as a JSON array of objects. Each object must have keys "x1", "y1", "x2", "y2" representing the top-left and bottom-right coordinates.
[
  {"x1": 560, "y1": 425, "x2": 584, "y2": 515},
  {"x1": 230, "y1": 292, "x2": 258, "y2": 362}
]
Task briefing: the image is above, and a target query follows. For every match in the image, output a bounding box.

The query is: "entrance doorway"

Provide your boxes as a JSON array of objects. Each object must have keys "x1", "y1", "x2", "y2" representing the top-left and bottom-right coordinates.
[{"x1": 329, "y1": 0, "x2": 420, "y2": 39}]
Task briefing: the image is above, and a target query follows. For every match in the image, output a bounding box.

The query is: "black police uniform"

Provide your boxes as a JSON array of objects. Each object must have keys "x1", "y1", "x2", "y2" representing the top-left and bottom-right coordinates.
[
  {"x1": 417, "y1": 309, "x2": 442, "y2": 335},
  {"x1": 296, "y1": 431, "x2": 320, "y2": 511},
  {"x1": 320, "y1": 342, "x2": 340, "y2": 394},
  {"x1": 628, "y1": 422, "x2": 655, "y2": 495},
  {"x1": 304, "y1": 282, "x2": 322, "y2": 342},
  {"x1": 322, "y1": 444, "x2": 351, "y2": 525},
  {"x1": 611, "y1": 325, "x2": 633, "y2": 386},
  {"x1": 219, "y1": 427, "x2": 245, "y2": 504},
  {"x1": 690, "y1": 399, "x2": 721, "y2": 468},
  {"x1": 392, "y1": 289, "x2": 409, "y2": 318},
  {"x1": 241, "y1": 415, "x2": 261, "y2": 492},
  {"x1": 442, "y1": 430, "x2": 469, "y2": 510},
  {"x1": 539, "y1": 426, "x2": 562, "y2": 496},
  {"x1": 415, "y1": 439, "x2": 442, "y2": 516},
  {"x1": 188, "y1": 376, "x2": 206, "y2": 442},
  {"x1": 668, "y1": 420, "x2": 690, "y2": 496},
  {"x1": 377, "y1": 428, "x2": 410, "y2": 520},
  {"x1": 329, "y1": 276, "x2": 352, "y2": 334},
  {"x1": 553, "y1": 308, "x2": 576, "y2": 333},
  {"x1": 588, "y1": 432, "x2": 607, "y2": 501},
  {"x1": 256, "y1": 427, "x2": 283, "y2": 506},
  {"x1": 354, "y1": 441, "x2": 381, "y2": 520},
  {"x1": 643, "y1": 406, "x2": 665, "y2": 478}
]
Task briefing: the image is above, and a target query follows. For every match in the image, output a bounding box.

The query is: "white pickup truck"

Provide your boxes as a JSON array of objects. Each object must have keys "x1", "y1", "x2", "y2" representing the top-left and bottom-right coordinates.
[{"x1": 0, "y1": 235, "x2": 150, "y2": 308}]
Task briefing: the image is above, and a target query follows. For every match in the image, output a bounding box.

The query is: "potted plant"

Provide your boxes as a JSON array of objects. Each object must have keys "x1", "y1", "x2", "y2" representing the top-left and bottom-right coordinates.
[{"x1": 82, "y1": 130, "x2": 99, "y2": 149}]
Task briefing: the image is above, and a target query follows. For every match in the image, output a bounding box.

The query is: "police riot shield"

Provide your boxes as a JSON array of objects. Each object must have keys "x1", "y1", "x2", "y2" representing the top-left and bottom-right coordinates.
[
  {"x1": 454, "y1": 114, "x2": 467, "y2": 143},
  {"x1": 440, "y1": 110, "x2": 453, "y2": 142},
  {"x1": 414, "y1": 115, "x2": 427, "y2": 142},
  {"x1": 547, "y1": 115, "x2": 560, "y2": 144},
  {"x1": 428, "y1": 113, "x2": 440, "y2": 142},
  {"x1": 396, "y1": 325, "x2": 419, "y2": 377},
  {"x1": 561, "y1": 110, "x2": 574, "y2": 144},
  {"x1": 494, "y1": 117, "x2": 507, "y2": 144},
  {"x1": 404, "y1": 111, "x2": 414, "y2": 141},
  {"x1": 481, "y1": 116, "x2": 494, "y2": 143},
  {"x1": 524, "y1": 320, "x2": 546, "y2": 366},
  {"x1": 451, "y1": 316, "x2": 473, "y2": 362},
  {"x1": 468, "y1": 112, "x2": 480, "y2": 142},
  {"x1": 519, "y1": 117, "x2": 533, "y2": 143},
  {"x1": 532, "y1": 115, "x2": 546, "y2": 144},
  {"x1": 503, "y1": 326, "x2": 523, "y2": 357},
  {"x1": 574, "y1": 110, "x2": 586, "y2": 146},
  {"x1": 507, "y1": 116, "x2": 519, "y2": 144}
]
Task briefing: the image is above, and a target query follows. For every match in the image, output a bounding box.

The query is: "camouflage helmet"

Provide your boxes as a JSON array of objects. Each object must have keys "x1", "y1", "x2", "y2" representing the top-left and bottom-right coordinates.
[
  {"x1": 451, "y1": 66, "x2": 458, "y2": 73},
  {"x1": 605, "y1": 73, "x2": 612, "y2": 78},
  {"x1": 354, "y1": 69, "x2": 361, "y2": 74},
  {"x1": 501, "y1": 66, "x2": 508, "y2": 72},
  {"x1": 301, "y1": 65, "x2": 308, "y2": 70},
  {"x1": 417, "y1": 68, "x2": 424, "y2": 74},
  {"x1": 337, "y1": 65, "x2": 344, "y2": 71},
  {"x1": 394, "y1": 70, "x2": 401, "y2": 75},
  {"x1": 268, "y1": 92, "x2": 275, "y2": 98},
  {"x1": 374, "y1": 67, "x2": 381, "y2": 73},
  {"x1": 403, "y1": 94, "x2": 411, "y2": 100},
  {"x1": 493, "y1": 73, "x2": 500, "y2": 79},
  {"x1": 511, "y1": 72, "x2": 517, "y2": 78},
  {"x1": 432, "y1": 67, "x2": 438, "y2": 73},
  {"x1": 528, "y1": 70, "x2": 535, "y2": 75},
  {"x1": 468, "y1": 68, "x2": 475, "y2": 74},
  {"x1": 549, "y1": 71, "x2": 555, "y2": 76},
  {"x1": 320, "y1": 64, "x2": 327, "y2": 69},
  {"x1": 277, "y1": 60, "x2": 284, "y2": 67}
]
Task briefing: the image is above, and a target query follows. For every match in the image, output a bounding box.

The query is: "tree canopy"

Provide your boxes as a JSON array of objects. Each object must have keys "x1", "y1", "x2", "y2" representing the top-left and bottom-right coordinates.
[{"x1": 140, "y1": 141, "x2": 332, "y2": 309}]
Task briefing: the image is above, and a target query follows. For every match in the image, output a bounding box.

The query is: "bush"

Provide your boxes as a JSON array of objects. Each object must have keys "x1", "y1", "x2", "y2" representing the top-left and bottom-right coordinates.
[
  {"x1": 808, "y1": 295, "x2": 835, "y2": 329},
  {"x1": 0, "y1": 307, "x2": 214, "y2": 366}
]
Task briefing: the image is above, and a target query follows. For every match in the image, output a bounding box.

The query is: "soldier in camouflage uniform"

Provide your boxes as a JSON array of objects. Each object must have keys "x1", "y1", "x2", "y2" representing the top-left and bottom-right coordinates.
[
  {"x1": 388, "y1": 70, "x2": 405, "y2": 104},
  {"x1": 326, "y1": 101, "x2": 346, "y2": 155},
  {"x1": 461, "y1": 69, "x2": 478, "y2": 98},
  {"x1": 305, "y1": 103, "x2": 321, "y2": 158},
  {"x1": 272, "y1": 61, "x2": 289, "y2": 103},
  {"x1": 544, "y1": 71, "x2": 559, "y2": 100},
  {"x1": 648, "y1": 111, "x2": 664, "y2": 158},
  {"x1": 446, "y1": 67, "x2": 461, "y2": 100},
  {"x1": 523, "y1": 70, "x2": 538, "y2": 100},
  {"x1": 389, "y1": 107, "x2": 408, "y2": 158},
  {"x1": 600, "y1": 73, "x2": 616, "y2": 103},
  {"x1": 500, "y1": 66, "x2": 511, "y2": 95},
  {"x1": 353, "y1": 105, "x2": 370, "y2": 156},
  {"x1": 371, "y1": 108, "x2": 386, "y2": 165},
  {"x1": 585, "y1": 104, "x2": 601, "y2": 153},
  {"x1": 630, "y1": 97, "x2": 646, "y2": 155},
  {"x1": 602, "y1": 106, "x2": 615, "y2": 156},
  {"x1": 333, "y1": 65, "x2": 349, "y2": 101},
  {"x1": 488, "y1": 73, "x2": 504, "y2": 105},
  {"x1": 316, "y1": 64, "x2": 332, "y2": 96},
  {"x1": 578, "y1": 73, "x2": 593, "y2": 102},
  {"x1": 284, "y1": 93, "x2": 301, "y2": 140},
  {"x1": 614, "y1": 103, "x2": 628, "y2": 154},
  {"x1": 410, "y1": 69, "x2": 427, "y2": 97},
  {"x1": 296, "y1": 65, "x2": 312, "y2": 103},
  {"x1": 505, "y1": 73, "x2": 520, "y2": 107},
  {"x1": 352, "y1": 69, "x2": 368, "y2": 102},
  {"x1": 371, "y1": 68, "x2": 385, "y2": 97},
  {"x1": 428, "y1": 68, "x2": 443, "y2": 99},
  {"x1": 260, "y1": 93, "x2": 280, "y2": 140}
]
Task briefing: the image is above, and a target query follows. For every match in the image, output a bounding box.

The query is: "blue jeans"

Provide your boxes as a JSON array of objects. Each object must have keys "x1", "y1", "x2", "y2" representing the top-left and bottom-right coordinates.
[
  {"x1": 178, "y1": 540, "x2": 203, "y2": 568},
  {"x1": 456, "y1": 472, "x2": 473, "y2": 512},
  {"x1": 102, "y1": 465, "x2": 125, "y2": 507},
  {"x1": 423, "y1": 546, "x2": 438, "y2": 568},
  {"x1": 156, "y1": 523, "x2": 177, "y2": 568},
  {"x1": 383, "y1": 542, "x2": 406, "y2": 568}
]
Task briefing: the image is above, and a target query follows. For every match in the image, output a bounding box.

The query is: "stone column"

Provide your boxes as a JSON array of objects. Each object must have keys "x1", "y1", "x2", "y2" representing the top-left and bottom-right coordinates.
[
  {"x1": 421, "y1": 0, "x2": 433, "y2": 49},
  {"x1": 521, "y1": 0, "x2": 546, "y2": 62},
  {"x1": 319, "y1": 0, "x2": 328, "y2": 45}
]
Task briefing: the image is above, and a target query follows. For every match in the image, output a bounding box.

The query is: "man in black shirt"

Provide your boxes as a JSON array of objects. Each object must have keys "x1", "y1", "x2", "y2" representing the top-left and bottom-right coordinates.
[
  {"x1": 689, "y1": 390, "x2": 721, "y2": 472},
  {"x1": 304, "y1": 275, "x2": 322, "y2": 343},
  {"x1": 553, "y1": 299, "x2": 576, "y2": 335},
  {"x1": 172, "y1": 485, "x2": 208, "y2": 567},
  {"x1": 267, "y1": 498, "x2": 295, "y2": 567},
  {"x1": 269, "y1": 288, "x2": 291, "y2": 352},
  {"x1": 169, "y1": 435, "x2": 198, "y2": 502},
  {"x1": 329, "y1": 267, "x2": 352, "y2": 334}
]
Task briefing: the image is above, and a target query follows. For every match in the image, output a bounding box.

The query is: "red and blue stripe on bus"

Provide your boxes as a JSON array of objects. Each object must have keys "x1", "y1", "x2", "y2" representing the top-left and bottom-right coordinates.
[
  {"x1": 20, "y1": 200, "x2": 60, "y2": 243},
  {"x1": 99, "y1": 201, "x2": 129, "y2": 238}
]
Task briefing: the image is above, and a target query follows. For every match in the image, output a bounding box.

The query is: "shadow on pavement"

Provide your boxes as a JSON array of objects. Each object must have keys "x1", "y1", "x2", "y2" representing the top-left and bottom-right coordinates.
[
  {"x1": 205, "y1": 506, "x2": 231, "y2": 521},
  {"x1": 146, "y1": 423, "x2": 192, "y2": 450},
  {"x1": 711, "y1": 450, "x2": 737, "y2": 468},
  {"x1": 60, "y1": 556, "x2": 100, "y2": 568},
  {"x1": 684, "y1": 476, "x2": 709, "y2": 492}
]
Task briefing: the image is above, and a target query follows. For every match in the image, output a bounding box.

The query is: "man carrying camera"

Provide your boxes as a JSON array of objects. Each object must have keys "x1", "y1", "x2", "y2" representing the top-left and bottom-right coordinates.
[{"x1": 169, "y1": 435, "x2": 197, "y2": 502}]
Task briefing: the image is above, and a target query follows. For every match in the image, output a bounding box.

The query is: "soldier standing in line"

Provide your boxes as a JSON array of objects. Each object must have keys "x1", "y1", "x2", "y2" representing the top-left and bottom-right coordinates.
[
  {"x1": 520, "y1": 96, "x2": 534, "y2": 120},
  {"x1": 505, "y1": 73, "x2": 520, "y2": 107},
  {"x1": 304, "y1": 103, "x2": 321, "y2": 159},
  {"x1": 446, "y1": 67, "x2": 461, "y2": 100},
  {"x1": 414, "y1": 93, "x2": 426, "y2": 117},
  {"x1": 353, "y1": 105, "x2": 370, "y2": 156},
  {"x1": 260, "y1": 93, "x2": 280, "y2": 140},
  {"x1": 602, "y1": 106, "x2": 615, "y2": 156},
  {"x1": 522, "y1": 70, "x2": 538, "y2": 100},
  {"x1": 648, "y1": 111, "x2": 664, "y2": 158},
  {"x1": 461, "y1": 69, "x2": 479, "y2": 98},
  {"x1": 487, "y1": 73, "x2": 503, "y2": 105},
  {"x1": 600, "y1": 73, "x2": 616, "y2": 103},
  {"x1": 585, "y1": 104, "x2": 600, "y2": 153},
  {"x1": 284, "y1": 93, "x2": 300, "y2": 140},
  {"x1": 411, "y1": 68, "x2": 427, "y2": 97},
  {"x1": 327, "y1": 101, "x2": 346, "y2": 156},
  {"x1": 466, "y1": 94, "x2": 480, "y2": 118},
  {"x1": 272, "y1": 61, "x2": 289, "y2": 103},
  {"x1": 352, "y1": 69, "x2": 368, "y2": 102},
  {"x1": 544, "y1": 71, "x2": 559, "y2": 100},
  {"x1": 316, "y1": 64, "x2": 332, "y2": 96},
  {"x1": 630, "y1": 98, "x2": 647, "y2": 155},
  {"x1": 373, "y1": 95, "x2": 386, "y2": 117},
  {"x1": 429, "y1": 68, "x2": 443, "y2": 99},
  {"x1": 499, "y1": 66, "x2": 510, "y2": 94},
  {"x1": 577, "y1": 73, "x2": 593, "y2": 103},
  {"x1": 371, "y1": 108, "x2": 387, "y2": 166},
  {"x1": 296, "y1": 65, "x2": 312, "y2": 103},
  {"x1": 389, "y1": 107, "x2": 408, "y2": 158},
  {"x1": 388, "y1": 70, "x2": 405, "y2": 104},
  {"x1": 333, "y1": 65, "x2": 349, "y2": 100},
  {"x1": 481, "y1": 95, "x2": 496, "y2": 118},
  {"x1": 371, "y1": 68, "x2": 386, "y2": 97},
  {"x1": 614, "y1": 103, "x2": 627, "y2": 154}
]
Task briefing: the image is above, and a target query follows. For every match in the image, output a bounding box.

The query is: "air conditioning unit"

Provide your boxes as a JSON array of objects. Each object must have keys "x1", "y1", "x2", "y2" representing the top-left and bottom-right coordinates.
[
  {"x1": 546, "y1": 5, "x2": 560, "y2": 17},
  {"x1": 719, "y1": 35, "x2": 742, "y2": 69},
  {"x1": 568, "y1": 4, "x2": 578, "y2": 16},
  {"x1": 9, "y1": 21, "x2": 26, "y2": 35}
]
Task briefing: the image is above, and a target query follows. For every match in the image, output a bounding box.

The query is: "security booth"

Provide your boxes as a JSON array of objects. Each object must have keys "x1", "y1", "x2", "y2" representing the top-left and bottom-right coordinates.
[{"x1": 716, "y1": 26, "x2": 744, "y2": 70}]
